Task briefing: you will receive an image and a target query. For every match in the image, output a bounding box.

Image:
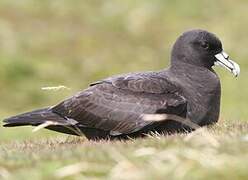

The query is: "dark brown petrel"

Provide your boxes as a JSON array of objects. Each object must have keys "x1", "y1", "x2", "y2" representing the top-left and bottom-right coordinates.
[{"x1": 3, "y1": 29, "x2": 240, "y2": 140}]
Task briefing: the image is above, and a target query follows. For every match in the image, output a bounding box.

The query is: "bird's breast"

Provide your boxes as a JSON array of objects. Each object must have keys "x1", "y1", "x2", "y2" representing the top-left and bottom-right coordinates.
[{"x1": 179, "y1": 70, "x2": 221, "y2": 125}]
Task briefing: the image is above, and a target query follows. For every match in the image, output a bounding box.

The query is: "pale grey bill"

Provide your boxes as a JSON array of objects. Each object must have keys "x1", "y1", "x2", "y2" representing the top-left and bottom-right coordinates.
[{"x1": 214, "y1": 51, "x2": 240, "y2": 77}]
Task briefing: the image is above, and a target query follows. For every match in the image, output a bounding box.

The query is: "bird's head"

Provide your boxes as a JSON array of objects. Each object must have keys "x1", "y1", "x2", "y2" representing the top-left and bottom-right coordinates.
[{"x1": 171, "y1": 29, "x2": 240, "y2": 77}]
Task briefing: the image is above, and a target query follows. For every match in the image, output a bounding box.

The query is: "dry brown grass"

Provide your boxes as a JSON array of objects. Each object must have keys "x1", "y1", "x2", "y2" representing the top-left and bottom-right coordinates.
[{"x1": 0, "y1": 121, "x2": 248, "y2": 180}]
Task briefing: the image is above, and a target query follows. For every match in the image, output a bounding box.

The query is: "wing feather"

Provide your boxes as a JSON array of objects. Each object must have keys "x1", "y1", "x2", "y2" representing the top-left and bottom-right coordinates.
[{"x1": 52, "y1": 73, "x2": 187, "y2": 135}]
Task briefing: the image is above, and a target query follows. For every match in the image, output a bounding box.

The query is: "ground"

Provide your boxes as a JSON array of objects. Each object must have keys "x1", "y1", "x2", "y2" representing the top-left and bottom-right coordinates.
[
  {"x1": 0, "y1": 0, "x2": 248, "y2": 179},
  {"x1": 1, "y1": 121, "x2": 248, "y2": 179}
]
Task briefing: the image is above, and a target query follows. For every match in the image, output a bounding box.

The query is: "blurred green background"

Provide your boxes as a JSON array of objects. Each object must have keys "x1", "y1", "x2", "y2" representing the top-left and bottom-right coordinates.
[{"x1": 0, "y1": 0, "x2": 247, "y2": 141}]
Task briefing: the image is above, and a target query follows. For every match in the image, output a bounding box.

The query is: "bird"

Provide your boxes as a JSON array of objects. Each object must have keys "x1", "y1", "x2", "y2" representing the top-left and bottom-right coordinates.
[{"x1": 3, "y1": 29, "x2": 240, "y2": 140}]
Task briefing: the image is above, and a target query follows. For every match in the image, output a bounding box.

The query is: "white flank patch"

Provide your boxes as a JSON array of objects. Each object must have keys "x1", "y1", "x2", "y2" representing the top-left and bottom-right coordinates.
[
  {"x1": 142, "y1": 114, "x2": 169, "y2": 121},
  {"x1": 142, "y1": 113, "x2": 200, "y2": 129},
  {"x1": 32, "y1": 121, "x2": 60, "y2": 132}
]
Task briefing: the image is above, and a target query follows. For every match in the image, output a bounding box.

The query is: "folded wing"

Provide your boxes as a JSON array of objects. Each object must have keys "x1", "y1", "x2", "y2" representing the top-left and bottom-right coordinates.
[{"x1": 52, "y1": 73, "x2": 187, "y2": 135}]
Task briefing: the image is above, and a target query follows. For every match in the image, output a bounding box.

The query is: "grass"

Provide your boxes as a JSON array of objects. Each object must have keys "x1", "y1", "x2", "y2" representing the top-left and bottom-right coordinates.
[
  {"x1": 1, "y1": 0, "x2": 248, "y2": 179},
  {"x1": 1, "y1": 121, "x2": 248, "y2": 179}
]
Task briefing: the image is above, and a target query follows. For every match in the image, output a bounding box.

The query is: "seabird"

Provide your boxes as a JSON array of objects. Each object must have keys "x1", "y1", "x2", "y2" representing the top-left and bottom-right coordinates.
[{"x1": 3, "y1": 29, "x2": 240, "y2": 140}]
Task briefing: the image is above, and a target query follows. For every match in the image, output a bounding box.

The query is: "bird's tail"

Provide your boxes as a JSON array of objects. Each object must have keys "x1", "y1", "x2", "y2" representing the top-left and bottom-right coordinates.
[{"x1": 3, "y1": 108, "x2": 81, "y2": 135}]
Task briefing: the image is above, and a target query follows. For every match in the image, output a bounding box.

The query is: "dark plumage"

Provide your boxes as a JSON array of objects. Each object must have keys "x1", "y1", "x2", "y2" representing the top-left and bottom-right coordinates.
[{"x1": 3, "y1": 29, "x2": 240, "y2": 140}]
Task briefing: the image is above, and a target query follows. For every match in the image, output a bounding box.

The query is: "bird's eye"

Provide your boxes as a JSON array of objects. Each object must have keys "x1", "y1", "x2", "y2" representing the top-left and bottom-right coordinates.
[{"x1": 201, "y1": 42, "x2": 209, "y2": 50}]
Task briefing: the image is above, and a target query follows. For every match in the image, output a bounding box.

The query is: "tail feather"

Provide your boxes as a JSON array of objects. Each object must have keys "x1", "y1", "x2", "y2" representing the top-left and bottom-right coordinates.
[
  {"x1": 3, "y1": 108, "x2": 105, "y2": 137},
  {"x1": 3, "y1": 108, "x2": 76, "y2": 127}
]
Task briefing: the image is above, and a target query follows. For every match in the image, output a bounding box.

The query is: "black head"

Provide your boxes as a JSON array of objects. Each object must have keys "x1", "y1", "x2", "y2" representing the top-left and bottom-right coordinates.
[{"x1": 171, "y1": 29, "x2": 223, "y2": 69}]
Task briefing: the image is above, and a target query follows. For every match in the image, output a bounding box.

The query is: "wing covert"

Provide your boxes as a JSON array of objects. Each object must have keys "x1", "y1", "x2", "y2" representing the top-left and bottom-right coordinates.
[{"x1": 52, "y1": 73, "x2": 187, "y2": 135}]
